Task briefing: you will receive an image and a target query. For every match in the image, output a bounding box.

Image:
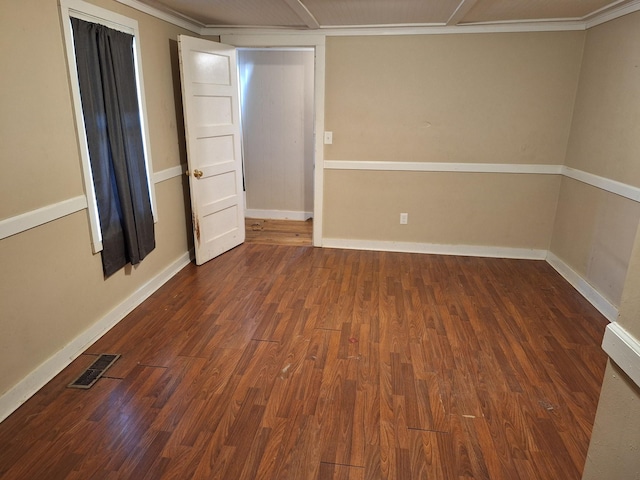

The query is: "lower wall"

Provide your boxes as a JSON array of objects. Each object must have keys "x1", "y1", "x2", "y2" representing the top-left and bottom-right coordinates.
[
  {"x1": 583, "y1": 361, "x2": 640, "y2": 479},
  {"x1": 550, "y1": 176, "x2": 640, "y2": 308},
  {"x1": 582, "y1": 191, "x2": 640, "y2": 480},
  {"x1": 324, "y1": 169, "x2": 560, "y2": 249}
]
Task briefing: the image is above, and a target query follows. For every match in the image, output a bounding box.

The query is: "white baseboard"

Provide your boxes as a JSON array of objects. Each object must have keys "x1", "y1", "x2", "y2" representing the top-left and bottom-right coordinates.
[
  {"x1": 0, "y1": 251, "x2": 192, "y2": 423},
  {"x1": 245, "y1": 209, "x2": 313, "y2": 221},
  {"x1": 323, "y1": 239, "x2": 619, "y2": 324},
  {"x1": 602, "y1": 322, "x2": 640, "y2": 389},
  {"x1": 545, "y1": 252, "x2": 619, "y2": 322},
  {"x1": 322, "y1": 237, "x2": 547, "y2": 260}
]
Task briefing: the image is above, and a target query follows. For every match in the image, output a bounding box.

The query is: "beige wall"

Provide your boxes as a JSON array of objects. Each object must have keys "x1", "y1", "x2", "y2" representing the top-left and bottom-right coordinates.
[
  {"x1": 551, "y1": 177, "x2": 640, "y2": 306},
  {"x1": 0, "y1": 0, "x2": 193, "y2": 396},
  {"x1": 564, "y1": 13, "x2": 640, "y2": 186},
  {"x1": 323, "y1": 32, "x2": 584, "y2": 246},
  {"x1": 325, "y1": 32, "x2": 584, "y2": 164},
  {"x1": 549, "y1": 11, "x2": 640, "y2": 308},
  {"x1": 564, "y1": 11, "x2": 640, "y2": 479},
  {"x1": 583, "y1": 362, "x2": 640, "y2": 480},
  {"x1": 0, "y1": 0, "x2": 84, "y2": 219},
  {"x1": 324, "y1": 170, "x2": 560, "y2": 248},
  {"x1": 583, "y1": 219, "x2": 640, "y2": 479}
]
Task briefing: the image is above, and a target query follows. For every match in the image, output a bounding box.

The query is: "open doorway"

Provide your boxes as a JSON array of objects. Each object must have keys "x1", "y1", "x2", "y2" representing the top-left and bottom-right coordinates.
[{"x1": 237, "y1": 48, "x2": 315, "y2": 245}]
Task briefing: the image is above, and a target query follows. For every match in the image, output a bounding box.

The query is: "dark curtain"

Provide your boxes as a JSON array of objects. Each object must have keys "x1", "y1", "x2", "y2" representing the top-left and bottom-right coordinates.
[{"x1": 71, "y1": 18, "x2": 155, "y2": 277}]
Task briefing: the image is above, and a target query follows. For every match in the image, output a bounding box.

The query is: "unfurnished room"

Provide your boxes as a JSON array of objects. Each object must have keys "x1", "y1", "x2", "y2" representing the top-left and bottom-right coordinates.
[{"x1": 1, "y1": 0, "x2": 640, "y2": 478}]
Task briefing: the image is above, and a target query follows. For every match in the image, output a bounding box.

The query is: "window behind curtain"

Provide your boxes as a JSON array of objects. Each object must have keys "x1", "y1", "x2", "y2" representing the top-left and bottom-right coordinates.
[{"x1": 70, "y1": 18, "x2": 155, "y2": 277}]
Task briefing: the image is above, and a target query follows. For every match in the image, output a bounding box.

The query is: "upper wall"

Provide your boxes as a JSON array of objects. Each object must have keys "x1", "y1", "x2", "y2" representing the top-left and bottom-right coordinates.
[
  {"x1": 564, "y1": 12, "x2": 640, "y2": 186},
  {"x1": 0, "y1": 0, "x2": 85, "y2": 218},
  {"x1": 325, "y1": 32, "x2": 585, "y2": 164}
]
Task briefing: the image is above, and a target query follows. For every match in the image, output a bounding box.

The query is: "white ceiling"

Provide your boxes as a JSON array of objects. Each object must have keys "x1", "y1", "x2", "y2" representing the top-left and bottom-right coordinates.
[{"x1": 133, "y1": 0, "x2": 638, "y2": 29}]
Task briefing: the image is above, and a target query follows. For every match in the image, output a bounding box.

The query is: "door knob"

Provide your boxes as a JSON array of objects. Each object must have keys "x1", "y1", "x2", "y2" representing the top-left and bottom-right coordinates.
[{"x1": 193, "y1": 169, "x2": 203, "y2": 179}]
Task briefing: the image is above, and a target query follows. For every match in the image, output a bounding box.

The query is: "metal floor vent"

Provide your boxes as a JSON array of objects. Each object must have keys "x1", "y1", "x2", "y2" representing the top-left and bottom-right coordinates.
[{"x1": 68, "y1": 354, "x2": 120, "y2": 389}]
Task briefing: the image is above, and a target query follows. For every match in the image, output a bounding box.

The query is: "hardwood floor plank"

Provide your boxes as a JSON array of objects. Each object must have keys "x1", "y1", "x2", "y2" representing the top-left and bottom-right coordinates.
[
  {"x1": 317, "y1": 462, "x2": 365, "y2": 480},
  {"x1": 0, "y1": 245, "x2": 609, "y2": 479},
  {"x1": 273, "y1": 413, "x2": 322, "y2": 480},
  {"x1": 245, "y1": 218, "x2": 312, "y2": 247}
]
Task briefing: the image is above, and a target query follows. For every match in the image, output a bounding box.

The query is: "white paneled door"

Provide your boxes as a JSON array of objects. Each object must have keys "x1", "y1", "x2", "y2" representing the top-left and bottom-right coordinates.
[{"x1": 178, "y1": 35, "x2": 245, "y2": 265}]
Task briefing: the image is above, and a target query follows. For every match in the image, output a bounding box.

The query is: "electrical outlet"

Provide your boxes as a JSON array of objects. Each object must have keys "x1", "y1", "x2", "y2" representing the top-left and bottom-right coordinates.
[
  {"x1": 324, "y1": 131, "x2": 333, "y2": 144},
  {"x1": 400, "y1": 213, "x2": 408, "y2": 224}
]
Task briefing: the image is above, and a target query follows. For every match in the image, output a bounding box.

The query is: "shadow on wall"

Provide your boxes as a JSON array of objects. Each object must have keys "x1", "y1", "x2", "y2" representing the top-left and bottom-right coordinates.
[{"x1": 169, "y1": 38, "x2": 194, "y2": 251}]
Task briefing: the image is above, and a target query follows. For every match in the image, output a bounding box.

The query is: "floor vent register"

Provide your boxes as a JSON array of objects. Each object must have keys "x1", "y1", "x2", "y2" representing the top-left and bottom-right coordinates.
[{"x1": 67, "y1": 354, "x2": 121, "y2": 389}]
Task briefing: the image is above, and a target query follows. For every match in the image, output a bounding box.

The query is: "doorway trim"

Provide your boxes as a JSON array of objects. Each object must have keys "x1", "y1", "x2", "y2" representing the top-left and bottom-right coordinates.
[{"x1": 220, "y1": 33, "x2": 325, "y2": 247}]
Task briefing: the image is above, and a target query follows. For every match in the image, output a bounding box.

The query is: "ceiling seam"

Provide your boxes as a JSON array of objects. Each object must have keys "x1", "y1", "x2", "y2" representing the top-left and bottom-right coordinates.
[
  {"x1": 282, "y1": 0, "x2": 320, "y2": 29},
  {"x1": 447, "y1": 0, "x2": 479, "y2": 26}
]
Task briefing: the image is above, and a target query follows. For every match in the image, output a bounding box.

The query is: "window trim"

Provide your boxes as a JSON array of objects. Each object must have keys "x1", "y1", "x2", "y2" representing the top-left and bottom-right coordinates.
[{"x1": 60, "y1": 0, "x2": 157, "y2": 253}]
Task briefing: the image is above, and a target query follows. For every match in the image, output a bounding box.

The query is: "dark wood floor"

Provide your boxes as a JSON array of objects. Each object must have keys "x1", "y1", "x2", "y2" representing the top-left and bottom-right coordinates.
[{"x1": 0, "y1": 245, "x2": 609, "y2": 479}]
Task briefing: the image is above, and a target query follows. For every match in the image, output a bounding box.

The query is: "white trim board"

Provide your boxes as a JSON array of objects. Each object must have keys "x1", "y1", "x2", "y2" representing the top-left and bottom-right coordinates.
[
  {"x1": 324, "y1": 160, "x2": 640, "y2": 204},
  {"x1": 602, "y1": 322, "x2": 640, "y2": 389},
  {"x1": 324, "y1": 160, "x2": 562, "y2": 175},
  {"x1": 0, "y1": 196, "x2": 87, "y2": 241},
  {"x1": 562, "y1": 166, "x2": 640, "y2": 203},
  {"x1": 0, "y1": 251, "x2": 192, "y2": 424},
  {"x1": 5, "y1": 163, "x2": 640, "y2": 242},
  {"x1": 0, "y1": 166, "x2": 185, "y2": 241},
  {"x1": 245, "y1": 209, "x2": 313, "y2": 221},
  {"x1": 154, "y1": 165, "x2": 186, "y2": 184},
  {"x1": 323, "y1": 237, "x2": 547, "y2": 260},
  {"x1": 546, "y1": 252, "x2": 619, "y2": 322}
]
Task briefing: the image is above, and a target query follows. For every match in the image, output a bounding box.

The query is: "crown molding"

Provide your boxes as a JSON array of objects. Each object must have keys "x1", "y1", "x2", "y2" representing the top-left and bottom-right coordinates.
[
  {"x1": 585, "y1": 0, "x2": 640, "y2": 28},
  {"x1": 115, "y1": 0, "x2": 203, "y2": 33},
  {"x1": 116, "y1": 0, "x2": 639, "y2": 38},
  {"x1": 282, "y1": 0, "x2": 320, "y2": 29},
  {"x1": 204, "y1": 21, "x2": 585, "y2": 37},
  {"x1": 447, "y1": 0, "x2": 478, "y2": 26}
]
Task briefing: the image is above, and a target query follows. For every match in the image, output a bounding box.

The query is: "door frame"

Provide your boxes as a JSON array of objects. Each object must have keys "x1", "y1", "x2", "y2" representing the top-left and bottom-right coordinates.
[{"x1": 221, "y1": 34, "x2": 325, "y2": 247}]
